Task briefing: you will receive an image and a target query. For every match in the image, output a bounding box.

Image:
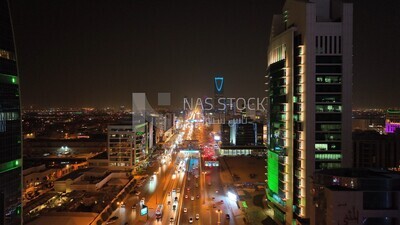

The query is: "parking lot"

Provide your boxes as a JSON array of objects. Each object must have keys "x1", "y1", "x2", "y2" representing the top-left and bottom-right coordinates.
[{"x1": 219, "y1": 156, "x2": 271, "y2": 225}]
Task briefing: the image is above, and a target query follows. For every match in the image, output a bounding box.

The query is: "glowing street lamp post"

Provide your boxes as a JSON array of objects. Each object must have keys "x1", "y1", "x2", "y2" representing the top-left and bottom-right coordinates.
[
  {"x1": 202, "y1": 171, "x2": 207, "y2": 204},
  {"x1": 216, "y1": 209, "x2": 222, "y2": 224}
]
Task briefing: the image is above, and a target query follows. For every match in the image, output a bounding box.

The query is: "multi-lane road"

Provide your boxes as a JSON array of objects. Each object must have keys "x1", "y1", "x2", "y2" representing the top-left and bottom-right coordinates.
[{"x1": 108, "y1": 117, "x2": 241, "y2": 225}]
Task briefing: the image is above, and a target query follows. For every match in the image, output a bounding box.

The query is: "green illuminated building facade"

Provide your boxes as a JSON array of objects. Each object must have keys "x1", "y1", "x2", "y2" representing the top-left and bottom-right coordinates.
[
  {"x1": 265, "y1": 0, "x2": 353, "y2": 224},
  {"x1": 0, "y1": 0, "x2": 22, "y2": 224}
]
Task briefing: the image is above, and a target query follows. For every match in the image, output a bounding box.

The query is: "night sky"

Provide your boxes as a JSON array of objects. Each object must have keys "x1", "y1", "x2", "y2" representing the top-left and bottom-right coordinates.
[{"x1": 9, "y1": 0, "x2": 400, "y2": 109}]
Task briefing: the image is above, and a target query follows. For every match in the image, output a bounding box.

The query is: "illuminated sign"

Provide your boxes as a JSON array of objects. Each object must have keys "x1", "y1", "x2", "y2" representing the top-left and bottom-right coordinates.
[
  {"x1": 267, "y1": 151, "x2": 279, "y2": 194},
  {"x1": 214, "y1": 77, "x2": 224, "y2": 94},
  {"x1": 140, "y1": 205, "x2": 148, "y2": 216},
  {"x1": 180, "y1": 150, "x2": 200, "y2": 154}
]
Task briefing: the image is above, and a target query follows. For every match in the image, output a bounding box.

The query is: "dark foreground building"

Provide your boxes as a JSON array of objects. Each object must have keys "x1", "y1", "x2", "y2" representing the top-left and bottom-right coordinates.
[{"x1": 0, "y1": 0, "x2": 22, "y2": 224}]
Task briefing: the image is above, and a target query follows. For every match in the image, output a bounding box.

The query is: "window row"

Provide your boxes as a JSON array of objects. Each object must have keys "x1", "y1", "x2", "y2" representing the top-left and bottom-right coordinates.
[
  {"x1": 316, "y1": 113, "x2": 342, "y2": 121},
  {"x1": 316, "y1": 133, "x2": 341, "y2": 141},
  {"x1": 315, "y1": 142, "x2": 341, "y2": 151},
  {"x1": 315, "y1": 153, "x2": 341, "y2": 160},
  {"x1": 316, "y1": 94, "x2": 341, "y2": 103},
  {"x1": 316, "y1": 104, "x2": 342, "y2": 113},
  {"x1": 316, "y1": 65, "x2": 342, "y2": 73},
  {"x1": 316, "y1": 123, "x2": 341, "y2": 131},
  {"x1": 315, "y1": 36, "x2": 342, "y2": 54},
  {"x1": 316, "y1": 75, "x2": 341, "y2": 84}
]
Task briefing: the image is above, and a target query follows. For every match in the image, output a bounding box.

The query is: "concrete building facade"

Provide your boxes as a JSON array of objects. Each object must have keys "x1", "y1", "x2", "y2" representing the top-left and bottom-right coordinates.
[{"x1": 108, "y1": 123, "x2": 147, "y2": 170}]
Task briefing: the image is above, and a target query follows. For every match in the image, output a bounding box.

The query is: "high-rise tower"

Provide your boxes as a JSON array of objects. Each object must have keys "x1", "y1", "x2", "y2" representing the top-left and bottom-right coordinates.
[
  {"x1": 0, "y1": 0, "x2": 22, "y2": 224},
  {"x1": 265, "y1": 0, "x2": 353, "y2": 224}
]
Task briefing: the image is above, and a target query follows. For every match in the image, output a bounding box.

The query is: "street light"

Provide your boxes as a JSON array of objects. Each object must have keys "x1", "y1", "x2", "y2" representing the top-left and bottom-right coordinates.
[
  {"x1": 216, "y1": 209, "x2": 222, "y2": 224},
  {"x1": 202, "y1": 171, "x2": 207, "y2": 204}
]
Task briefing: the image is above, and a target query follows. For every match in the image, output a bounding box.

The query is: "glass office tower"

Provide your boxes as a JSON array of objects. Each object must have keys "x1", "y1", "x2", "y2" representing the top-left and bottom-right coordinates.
[
  {"x1": 265, "y1": 0, "x2": 353, "y2": 224},
  {"x1": 0, "y1": 0, "x2": 22, "y2": 224}
]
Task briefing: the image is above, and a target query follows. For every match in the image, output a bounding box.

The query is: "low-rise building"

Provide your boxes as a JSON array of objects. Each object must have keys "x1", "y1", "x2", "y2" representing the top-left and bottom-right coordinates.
[
  {"x1": 353, "y1": 130, "x2": 400, "y2": 169},
  {"x1": 87, "y1": 151, "x2": 108, "y2": 167},
  {"x1": 23, "y1": 164, "x2": 57, "y2": 191},
  {"x1": 219, "y1": 119, "x2": 266, "y2": 156},
  {"x1": 54, "y1": 168, "x2": 129, "y2": 192},
  {"x1": 108, "y1": 123, "x2": 147, "y2": 170},
  {"x1": 312, "y1": 168, "x2": 400, "y2": 225}
]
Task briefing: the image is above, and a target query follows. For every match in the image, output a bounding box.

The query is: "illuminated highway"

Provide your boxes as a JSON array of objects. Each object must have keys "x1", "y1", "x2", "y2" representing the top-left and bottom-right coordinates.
[{"x1": 109, "y1": 111, "x2": 239, "y2": 225}]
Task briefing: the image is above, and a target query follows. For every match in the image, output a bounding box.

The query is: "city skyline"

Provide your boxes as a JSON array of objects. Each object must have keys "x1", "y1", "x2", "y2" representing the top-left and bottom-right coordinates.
[
  {"x1": 3, "y1": 0, "x2": 400, "y2": 224},
  {"x1": 8, "y1": 0, "x2": 400, "y2": 109}
]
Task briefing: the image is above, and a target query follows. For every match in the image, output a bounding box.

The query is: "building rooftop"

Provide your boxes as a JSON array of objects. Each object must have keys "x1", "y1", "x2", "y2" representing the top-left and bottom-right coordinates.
[
  {"x1": 220, "y1": 145, "x2": 267, "y2": 149},
  {"x1": 85, "y1": 167, "x2": 108, "y2": 174},
  {"x1": 89, "y1": 151, "x2": 108, "y2": 160},
  {"x1": 26, "y1": 212, "x2": 98, "y2": 225},
  {"x1": 26, "y1": 136, "x2": 106, "y2": 142},
  {"x1": 56, "y1": 168, "x2": 91, "y2": 181},
  {"x1": 317, "y1": 168, "x2": 400, "y2": 179},
  {"x1": 315, "y1": 168, "x2": 400, "y2": 191}
]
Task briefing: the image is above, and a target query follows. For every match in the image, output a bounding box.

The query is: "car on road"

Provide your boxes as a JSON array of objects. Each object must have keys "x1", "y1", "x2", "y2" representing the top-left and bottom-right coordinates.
[
  {"x1": 168, "y1": 201, "x2": 171, "y2": 205},
  {"x1": 120, "y1": 202, "x2": 125, "y2": 208},
  {"x1": 226, "y1": 214, "x2": 230, "y2": 219},
  {"x1": 195, "y1": 214, "x2": 199, "y2": 220},
  {"x1": 187, "y1": 187, "x2": 191, "y2": 191},
  {"x1": 150, "y1": 176, "x2": 154, "y2": 181},
  {"x1": 196, "y1": 195, "x2": 200, "y2": 199},
  {"x1": 174, "y1": 197, "x2": 178, "y2": 202},
  {"x1": 173, "y1": 204, "x2": 177, "y2": 210},
  {"x1": 185, "y1": 195, "x2": 188, "y2": 199},
  {"x1": 183, "y1": 208, "x2": 187, "y2": 213},
  {"x1": 191, "y1": 196, "x2": 194, "y2": 201},
  {"x1": 189, "y1": 217, "x2": 193, "y2": 223},
  {"x1": 132, "y1": 204, "x2": 136, "y2": 209},
  {"x1": 212, "y1": 204, "x2": 216, "y2": 208},
  {"x1": 170, "y1": 217, "x2": 174, "y2": 223},
  {"x1": 153, "y1": 171, "x2": 159, "y2": 175},
  {"x1": 106, "y1": 216, "x2": 118, "y2": 224}
]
